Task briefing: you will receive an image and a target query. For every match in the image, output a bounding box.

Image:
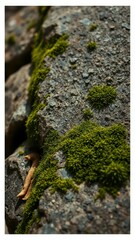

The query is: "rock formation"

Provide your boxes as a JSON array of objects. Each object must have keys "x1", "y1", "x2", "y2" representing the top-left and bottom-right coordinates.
[{"x1": 5, "y1": 6, "x2": 130, "y2": 234}]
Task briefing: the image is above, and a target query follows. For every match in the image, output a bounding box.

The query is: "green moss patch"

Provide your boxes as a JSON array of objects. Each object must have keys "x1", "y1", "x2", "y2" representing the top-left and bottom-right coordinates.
[
  {"x1": 15, "y1": 129, "x2": 77, "y2": 234},
  {"x1": 87, "y1": 84, "x2": 117, "y2": 110},
  {"x1": 59, "y1": 120, "x2": 130, "y2": 194},
  {"x1": 87, "y1": 41, "x2": 97, "y2": 51},
  {"x1": 26, "y1": 103, "x2": 45, "y2": 147},
  {"x1": 89, "y1": 23, "x2": 98, "y2": 31},
  {"x1": 83, "y1": 108, "x2": 93, "y2": 120},
  {"x1": 16, "y1": 120, "x2": 129, "y2": 233},
  {"x1": 6, "y1": 34, "x2": 16, "y2": 45}
]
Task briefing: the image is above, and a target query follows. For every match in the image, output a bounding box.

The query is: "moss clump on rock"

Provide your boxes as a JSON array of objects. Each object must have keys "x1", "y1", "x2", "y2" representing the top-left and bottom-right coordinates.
[
  {"x1": 26, "y1": 103, "x2": 45, "y2": 147},
  {"x1": 83, "y1": 108, "x2": 93, "y2": 120},
  {"x1": 59, "y1": 120, "x2": 130, "y2": 195},
  {"x1": 6, "y1": 34, "x2": 16, "y2": 45},
  {"x1": 89, "y1": 23, "x2": 98, "y2": 31},
  {"x1": 87, "y1": 84, "x2": 117, "y2": 110},
  {"x1": 16, "y1": 120, "x2": 129, "y2": 234},
  {"x1": 45, "y1": 34, "x2": 69, "y2": 58},
  {"x1": 87, "y1": 41, "x2": 97, "y2": 51}
]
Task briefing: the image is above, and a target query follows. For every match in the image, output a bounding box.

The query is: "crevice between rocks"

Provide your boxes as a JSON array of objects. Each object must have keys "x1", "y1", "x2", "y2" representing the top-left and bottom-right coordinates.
[
  {"x1": 5, "y1": 120, "x2": 27, "y2": 159},
  {"x1": 5, "y1": 42, "x2": 32, "y2": 80}
]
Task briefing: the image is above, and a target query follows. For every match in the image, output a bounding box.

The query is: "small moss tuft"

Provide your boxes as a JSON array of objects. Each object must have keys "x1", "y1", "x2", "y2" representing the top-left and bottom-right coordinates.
[
  {"x1": 83, "y1": 108, "x2": 93, "y2": 120},
  {"x1": 6, "y1": 34, "x2": 16, "y2": 45},
  {"x1": 89, "y1": 23, "x2": 98, "y2": 31},
  {"x1": 51, "y1": 178, "x2": 78, "y2": 194},
  {"x1": 46, "y1": 34, "x2": 69, "y2": 58},
  {"x1": 26, "y1": 103, "x2": 45, "y2": 147},
  {"x1": 87, "y1": 84, "x2": 117, "y2": 110},
  {"x1": 87, "y1": 41, "x2": 97, "y2": 51}
]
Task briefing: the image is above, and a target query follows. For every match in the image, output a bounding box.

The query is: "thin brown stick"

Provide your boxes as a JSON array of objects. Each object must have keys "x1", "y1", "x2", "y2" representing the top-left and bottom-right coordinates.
[{"x1": 17, "y1": 153, "x2": 39, "y2": 200}]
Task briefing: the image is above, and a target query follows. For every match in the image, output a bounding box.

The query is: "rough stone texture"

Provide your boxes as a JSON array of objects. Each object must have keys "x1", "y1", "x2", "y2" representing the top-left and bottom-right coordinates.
[
  {"x1": 5, "y1": 141, "x2": 34, "y2": 233},
  {"x1": 29, "y1": 148, "x2": 130, "y2": 234},
  {"x1": 30, "y1": 182, "x2": 130, "y2": 234},
  {"x1": 37, "y1": 6, "x2": 130, "y2": 144},
  {"x1": 5, "y1": 6, "x2": 39, "y2": 79},
  {"x1": 5, "y1": 64, "x2": 31, "y2": 157},
  {"x1": 5, "y1": 6, "x2": 130, "y2": 234}
]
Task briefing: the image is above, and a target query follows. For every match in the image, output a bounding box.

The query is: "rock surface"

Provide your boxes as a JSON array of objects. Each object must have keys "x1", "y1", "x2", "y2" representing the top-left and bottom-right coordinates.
[
  {"x1": 37, "y1": 6, "x2": 130, "y2": 143},
  {"x1": 5, "y1": 141, "x2": 34, "y2": 233},
  {"x1": 5, "y1": 6, "x2": 130, "y2": 234},
  {"x1": 5, "y1": 6, "x2": 39, "y2": 79},
  {"x1": 30, "y1": 182, "x2": 130, "y2": 234},
  {"x1": 5, "y1": 64, "x2": 31, "y2": 157}
]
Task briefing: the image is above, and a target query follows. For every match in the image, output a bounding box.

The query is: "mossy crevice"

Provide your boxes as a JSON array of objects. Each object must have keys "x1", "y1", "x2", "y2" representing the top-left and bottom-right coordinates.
[
  {"x1": 16, "y1": 28, "x2": 70, "y2": 233},
  {"x1": 15, "y1": 129, "x2": 77, "y2": 234},
  {"x1": 26, "y1": 31, "x2": 69, "y2": 147}
]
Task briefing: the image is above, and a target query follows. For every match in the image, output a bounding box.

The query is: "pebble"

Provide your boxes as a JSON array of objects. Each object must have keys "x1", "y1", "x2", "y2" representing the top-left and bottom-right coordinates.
[
  {"x1": 79, "y1": 18, "x2": 91, "y2": 26},
  {"x1": 88, "y1": 68, "x2": 94, "y2": 74},
  {"x1": 65, "y1": 191, "x2": 74, "y2": 201},
  {"x1": 121, "y1": 23, "x2": 130, "y2": 30},
  {"x1": 69, "y1": 57, "x2": 78, "y2": 64},
  {"x1": 82, "y1": 72, "x2": 89, "y2": 79}
]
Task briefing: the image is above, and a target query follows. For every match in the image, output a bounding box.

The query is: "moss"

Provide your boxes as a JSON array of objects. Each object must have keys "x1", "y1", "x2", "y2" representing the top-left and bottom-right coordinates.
[
  {"x1": 83, "y1": 108, "x2": 93, "y2": 120},
  {"x1": 87, "y1": 41, "x2": 97, "y2": 51},
  {"x1": 18, "y1": 149, "x2": 24, "y2": 156},
  {"x1": 87, "y1": 84, "x2": 117, "y2": 110},
  {"x1": 6, "y1": 34, "x2": 16, "y2": 45},
  {"x1": 46, "y1": 34, "x2": 69, "y2": 58},
  {"x1": 15, "y1": 129, "x2": 77, "y2": 234},
  {"x1": 26, "y1": 32, "x2": 69, "y2": 146},
  {"x1": 50, "y1": 178, "x2": 78, "y2": 194},
  {"x1": 16, "y1": 119, "x2": 129, "y2": 233},
  {"x1": 89, "y1": 23, "x2": 98, "y2": 31},
  {"x1": 27, "y1": 20, "x2": 37, "y2": 31},
  {"x1": 26, "y1": 103, "x2": 45, "y2": 147},
  {"x1": 38, "y1": 6, "x2": 49, "y2": 17},
  {"x1": 59, "y1": 120, "x2": 130, "y2": 192},
  {"x1": 95, "y1": 187, "x2": 106, "y2": 200},
  {"x1": 28, "y1": 67, "x2": 50, "y2": 105}
]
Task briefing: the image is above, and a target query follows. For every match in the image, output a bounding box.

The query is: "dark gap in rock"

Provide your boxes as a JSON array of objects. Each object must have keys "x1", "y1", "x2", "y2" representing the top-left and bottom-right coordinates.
[
  {"x1": 5, "y1": 41, "x2": 32, "y2": 80},
  {"x1": 5, "y1": 214, "x2": 19, "y2": 234},
  {"x1": 5, "y1": 121, "x2": 27, "y2": 158}
]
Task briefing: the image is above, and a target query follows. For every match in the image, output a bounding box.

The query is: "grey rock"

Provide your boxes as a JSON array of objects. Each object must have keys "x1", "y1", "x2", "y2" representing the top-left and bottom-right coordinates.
[
  {"x1": 82, "y1": 72, "x2": 89, "y2": 79},
  {"x1": 88, "y1": 68, "x2": 94, "y2": 74},
  {"x1": 79, "y1": 18, "x2": 91, "y2": 26},
  {"x1": 5, "y1": 141, "x2": 33, "y2": 233},
  {"x1": 5, "y1": 6, "x2": 130, "y2": 234},
  {"x1": 65, "y1": 191, "x2": 74, "y2": 201},
  {"x1": 57, "y1": 168, "x2": 71, "y2": 179},
  {"x1": 122, "y1": 23, "x2": 130, "y2": 30},
  {"x1": 5, "y1": 64, "x2": 31, "y2": 158},
  {"x1": 69, "y1": 57, "x2": 78, "y2": 64},
  {"x1": 5, "y1": 6, "x2": 39, "y2": 78}
]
